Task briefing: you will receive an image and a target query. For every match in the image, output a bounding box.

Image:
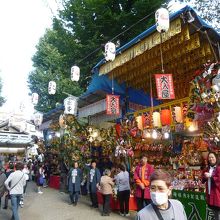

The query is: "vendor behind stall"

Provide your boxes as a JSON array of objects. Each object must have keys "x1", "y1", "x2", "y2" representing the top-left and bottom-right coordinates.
[{"x1": 134, "y1": 154, "x2": 154, "y2": 211}]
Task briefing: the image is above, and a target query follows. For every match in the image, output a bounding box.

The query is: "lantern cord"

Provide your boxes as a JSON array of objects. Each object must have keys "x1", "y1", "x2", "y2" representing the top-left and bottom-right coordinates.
[
  {"x1": 110, "y1": 11, "x2": 155, "y2": 42},
  {"x1": 187, "y1": 20, "x2": 219, "y2": 62},
  {"x1": 150, "y1": 73, "x2": 154, "y2": 128},
  {"x1": 77, "y1": 10, "x2": 156, "y2": 65},
  {"x1": 159, "y1": 33, "x2": 165, "y2": 73},
  {"x1": 217, "y1": 42, "x2": 220, "y2": 60},
  {"x1": 204, "y1": 31, "x2": 218, "y2": 63},
  {"x1": 112, "y1": 73, "x2": 114, "y2": 95}
]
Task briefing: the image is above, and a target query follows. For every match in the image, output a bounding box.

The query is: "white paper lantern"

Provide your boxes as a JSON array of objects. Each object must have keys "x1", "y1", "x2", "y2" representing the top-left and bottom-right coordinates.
[
  {"x1": 155, "y1": 8, "x2": 170, "y2": 33},
  {"x1": 104, "y1": 42, "x2": 116, "y2": 61},
  {"x1": 64, "y1": 96, "x2": 78, "y2": 115},
  {"x1": 71, "y1": 66, "x2": 80, "y2": 81},
  {"x1": 32, "y1": 93, "x2": 39, "y2": 106},
  {"x1": 48, "y1": 81, "x2": 56, "y2": 95},
  {"x1": 174, "y1": 106, "x2": 183, "y2": 123},
  {"x1": 34, "y1": 112, "x2": 43, "y2": 126},
  {"x1": 153, "y1": 112, "x2": 161, "y2": 128}
]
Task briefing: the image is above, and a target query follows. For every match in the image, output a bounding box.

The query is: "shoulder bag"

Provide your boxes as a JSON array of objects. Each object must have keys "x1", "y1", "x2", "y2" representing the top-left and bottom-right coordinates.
[
  {"x1": 10, "y1": 173, "x2": 24, "y2": 191},
  {"x1": 151, "y1": 203, "x2": 164, "y2": 220}
]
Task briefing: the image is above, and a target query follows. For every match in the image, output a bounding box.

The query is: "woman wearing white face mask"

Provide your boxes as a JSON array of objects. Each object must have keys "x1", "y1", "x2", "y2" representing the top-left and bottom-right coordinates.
[{"x1": 136, "y1": 170, "x2": 187, "y2": 220}]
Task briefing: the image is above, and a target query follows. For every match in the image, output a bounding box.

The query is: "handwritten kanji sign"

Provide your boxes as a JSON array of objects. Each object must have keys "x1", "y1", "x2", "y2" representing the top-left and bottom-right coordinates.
[
  {"x1": 106, "y1": 95, "x2": 120, "y2": 115},
  {"x1": 155, "y1": 74, "x2": 175, "y2": 99}
]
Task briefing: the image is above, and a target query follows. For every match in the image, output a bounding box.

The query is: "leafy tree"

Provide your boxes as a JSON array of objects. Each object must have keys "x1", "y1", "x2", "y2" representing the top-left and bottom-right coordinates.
[
  {"x1": 28, "y1": 29, "x2": 83, "y2": 112},
  {"x1": 59, "y1": 0, "x2": 166, "y2": 88},
  {"x1": 28, "y1": 0, "x2": 165, "y2": 112}
]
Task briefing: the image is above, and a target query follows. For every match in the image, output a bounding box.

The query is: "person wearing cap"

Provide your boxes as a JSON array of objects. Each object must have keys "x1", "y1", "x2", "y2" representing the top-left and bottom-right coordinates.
[
  {"x1": 3, "y1": 162, "x2": 14, "y2": 209},
  {"x1": 0, "y1": 166, "x2": 6, "y2": 208},
  {"x1": 136, "y1": 170, "x2": 187, "y2": 220}
]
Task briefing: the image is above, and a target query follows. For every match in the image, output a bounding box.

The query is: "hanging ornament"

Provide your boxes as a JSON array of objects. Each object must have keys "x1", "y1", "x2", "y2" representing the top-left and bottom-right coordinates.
[
  {"x1": 155, "y1": 8, "x2": 170, "y2": 33},
  {"x1": 136, "y1": 115, "x2": 143, "y2": 130},
  {"x1": 64, "y1": 96, "x2": 78, "y2": 115},
  {"x1": 71, "y1": 66, "x2": 80, "y2": 81},
  {"x1": 48, "y1": 81, "x2": 56, "y2": 95},
  {"x1": 161, "y1": 109, "x2": 172, "y2": 126},
  {"x1": 174, "y1": 106, "x2": 183, "y2": 123},
  {"x1": 34, "y1": 112, "x2": 43, "y2": 126},
  {"x1": 31, "y1": 93, "x2": 39, "y2": 106},
  {"x1": 153, "y1": 112, "x2": 161, "y2": 128},
  {"x1": 104, "y1": 42, "x2": 116, "y2": 61}
]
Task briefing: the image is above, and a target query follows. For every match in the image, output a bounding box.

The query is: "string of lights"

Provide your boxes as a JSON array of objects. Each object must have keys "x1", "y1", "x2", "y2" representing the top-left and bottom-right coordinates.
[{"x1": 77, "y1": 9, "x2": 158, "y2": 65}]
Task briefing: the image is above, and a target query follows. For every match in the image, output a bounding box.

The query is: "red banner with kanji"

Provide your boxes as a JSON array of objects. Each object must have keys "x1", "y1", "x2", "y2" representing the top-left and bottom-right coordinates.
[
  {"x1": 155, "y1": 74, "x2": 175, "y2": 99},
  {"x1": 106, "y1": 95, "x2": 120, "y2": 115}
]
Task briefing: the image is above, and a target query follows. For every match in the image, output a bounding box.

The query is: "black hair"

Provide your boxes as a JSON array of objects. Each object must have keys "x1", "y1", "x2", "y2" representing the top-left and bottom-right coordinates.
[
  {"x1": 118, "y1": 164, "x2": 126, "y2": 172},
  {"x1": 15, "y1": 162, "x2": 24, "y2": 170},
  {"x1": 207, "y1": 152, "x2": 219, "y2": 167}
]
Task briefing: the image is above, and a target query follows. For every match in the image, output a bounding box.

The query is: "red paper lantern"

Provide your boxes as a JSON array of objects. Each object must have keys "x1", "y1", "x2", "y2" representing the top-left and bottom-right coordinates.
[{"x1": 161, "y1": 109, "x2": 172, "y2": 126}]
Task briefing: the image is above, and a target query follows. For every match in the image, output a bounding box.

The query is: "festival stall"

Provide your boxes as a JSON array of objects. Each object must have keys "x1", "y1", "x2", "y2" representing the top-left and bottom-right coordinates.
[
  {"x1": 92, "y1": 5, "x2": 220, "y2": 218},
  {"x1": 40, "y1": 5, "x2": 220, "y2": 218}
]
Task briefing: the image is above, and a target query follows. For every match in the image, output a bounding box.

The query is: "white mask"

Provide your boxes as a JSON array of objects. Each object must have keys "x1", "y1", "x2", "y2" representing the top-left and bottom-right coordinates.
[{"x1": 150, "y1": 191, "x2": 168, "y2": 206}]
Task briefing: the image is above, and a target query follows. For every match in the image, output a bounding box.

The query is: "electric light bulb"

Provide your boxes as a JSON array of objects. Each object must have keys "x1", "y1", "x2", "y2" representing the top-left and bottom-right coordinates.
[
  {"x1": 164, "y1": 132, "x2": 169, "y2": 139},
  {"x1": 152, "y1": 130, "x2": 158, "y2": 139}
]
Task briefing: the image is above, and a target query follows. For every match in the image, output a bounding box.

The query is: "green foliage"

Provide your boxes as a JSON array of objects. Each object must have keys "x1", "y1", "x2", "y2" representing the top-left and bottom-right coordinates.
[{"x1": 28, "y1": 0, "x2": 165, "y2": 112}]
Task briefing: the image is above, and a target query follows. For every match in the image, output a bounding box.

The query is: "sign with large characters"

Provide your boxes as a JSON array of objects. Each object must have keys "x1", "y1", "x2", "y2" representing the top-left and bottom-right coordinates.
[
  {"x1": 155, "y1": 74, "x2": 175, "y2": 99},
  {"x1": 172, "y1": 190, "x2": 213, "y2": 220},
  {"x1": 106, "y1": 95, "x2": 120, "y2": 115}
]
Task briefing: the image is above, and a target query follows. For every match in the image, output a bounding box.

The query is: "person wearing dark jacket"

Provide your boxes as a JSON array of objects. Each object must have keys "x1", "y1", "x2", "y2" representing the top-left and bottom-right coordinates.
[
  {"x1": 202, "y1": 152, "x2": 220, "y2": 220},
  {"x1": 0, "y1": 167, "x2": 7, "y2": 208},
  {"x1": 3, "y1": 162, "x2": 14, "y2": 209},
  {"x1": 68, "y1": 161, "x2": 82, "y2": 206},
  {"x1": 87, "y1": 160, "x2": 101, "y2": 208}
]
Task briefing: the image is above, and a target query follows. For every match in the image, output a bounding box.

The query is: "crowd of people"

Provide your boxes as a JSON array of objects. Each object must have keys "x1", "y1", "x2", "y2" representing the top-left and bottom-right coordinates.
[{"x1": 0, "y1": 151, "x2": 220, "y2": 220}]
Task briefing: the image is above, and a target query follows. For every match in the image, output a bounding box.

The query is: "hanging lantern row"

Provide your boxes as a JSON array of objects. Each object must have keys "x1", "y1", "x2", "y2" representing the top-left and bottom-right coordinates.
[
  {"x1": 155, "y1": 8, "x2": 170, "y2": 33},
  {"x1": 64, "y1": 96, "x2": 78, "y2": 115},
  {"x1": 48, "y1": 81, "x2": 56, "y2": 95},
  {"x1": 152, "y1": 107, "x2": 183, "y2": 128}
]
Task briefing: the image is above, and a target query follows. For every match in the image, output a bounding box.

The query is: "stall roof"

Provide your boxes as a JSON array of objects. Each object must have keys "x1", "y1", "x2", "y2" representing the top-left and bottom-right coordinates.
[
  {"x1": 81, "y1": 72, "x2": 160, "y2": 108},
  {"x1": 0, "y1": 121, "x2": 32, "y2": 147},
  {"x1": 93, "y1": 5, "x2": 220, "y2": 100},
  {"x1": 94, "y1": 5, "x2": 220, "y2": 69}
]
